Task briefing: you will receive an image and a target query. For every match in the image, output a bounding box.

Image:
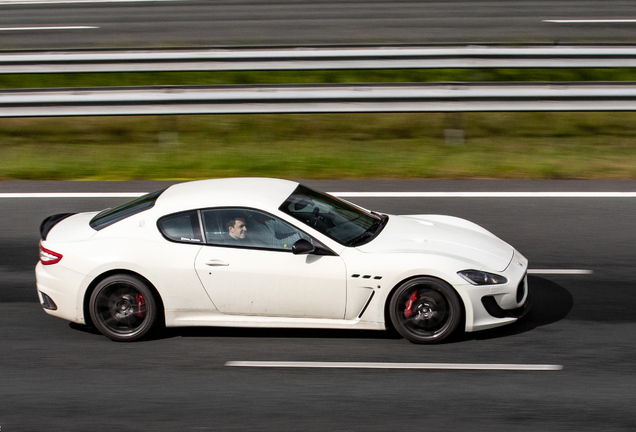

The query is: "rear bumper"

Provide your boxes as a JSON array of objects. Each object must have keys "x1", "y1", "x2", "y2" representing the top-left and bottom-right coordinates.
[{"x1": 35, "y1": 261, "x2": 87, "y2": 324}]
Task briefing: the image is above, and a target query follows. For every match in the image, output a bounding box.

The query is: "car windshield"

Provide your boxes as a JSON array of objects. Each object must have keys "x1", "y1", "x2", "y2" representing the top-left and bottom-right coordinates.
[{"x1": 279, "y1": 185, "x2": 387, "y2": 246}]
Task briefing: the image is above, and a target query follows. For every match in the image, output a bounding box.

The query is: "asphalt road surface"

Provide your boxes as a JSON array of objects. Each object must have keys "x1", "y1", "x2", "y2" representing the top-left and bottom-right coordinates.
[
  {"x1": 1, "y1": 179, "x2": 635, "y2": 431},
  {"x1": 2, "y1": 1, "x2": 636, "y2": 430},
  {"x1": 2, "y1": 1, "x2": 636, "y2": 49}
]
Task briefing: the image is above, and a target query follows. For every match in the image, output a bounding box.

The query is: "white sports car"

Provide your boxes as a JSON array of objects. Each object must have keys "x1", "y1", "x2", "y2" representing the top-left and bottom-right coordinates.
[{"x1": 36, "y1": 178, "x2": 530, "y2": 343}]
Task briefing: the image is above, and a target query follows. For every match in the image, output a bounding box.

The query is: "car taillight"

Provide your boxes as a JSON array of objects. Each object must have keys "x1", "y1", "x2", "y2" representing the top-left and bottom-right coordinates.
[{"x1": 39, "y1": 242, "x2": 62, "y2": 265}]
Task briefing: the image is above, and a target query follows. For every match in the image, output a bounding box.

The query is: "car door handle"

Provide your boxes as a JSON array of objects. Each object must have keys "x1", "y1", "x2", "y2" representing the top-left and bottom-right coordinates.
[{"x1": 205, "y1": 259, "x2": 229, "y2": 266}]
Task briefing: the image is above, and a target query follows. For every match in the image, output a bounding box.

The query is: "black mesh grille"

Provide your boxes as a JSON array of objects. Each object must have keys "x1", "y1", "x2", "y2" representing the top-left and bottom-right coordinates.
[
  {"x1": 517, "y1": 275, "x2": 527, "y2": 303},
  {"x1": 39, "y1": 291, "x2": 57, "y2": 310}
]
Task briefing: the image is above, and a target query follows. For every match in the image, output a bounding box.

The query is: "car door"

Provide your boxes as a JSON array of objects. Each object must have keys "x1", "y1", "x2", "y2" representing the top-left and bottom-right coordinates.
[{"x1": 194, "y1": 208, "x2": 347, "y2": 319}]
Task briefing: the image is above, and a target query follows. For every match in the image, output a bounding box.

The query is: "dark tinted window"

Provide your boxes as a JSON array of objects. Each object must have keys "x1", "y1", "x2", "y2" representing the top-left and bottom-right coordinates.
[
  {"x1": 157, "y1": 210, "x2": 204, "y2": 244},
  {"x1": 90, "y1": 189, "x2": 165, "y2": 231},
  {"x1": 201, "y1": 208, "x2": 310, "y2": 251},
  {"x1": 279, "y1": 185, "x2": 380, "y2": 245}
]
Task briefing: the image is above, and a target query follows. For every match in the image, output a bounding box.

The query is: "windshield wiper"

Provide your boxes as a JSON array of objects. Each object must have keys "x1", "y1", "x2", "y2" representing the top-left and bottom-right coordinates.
[{"x1": 346, "y1": 214, "x2": 389, "y2": 247}]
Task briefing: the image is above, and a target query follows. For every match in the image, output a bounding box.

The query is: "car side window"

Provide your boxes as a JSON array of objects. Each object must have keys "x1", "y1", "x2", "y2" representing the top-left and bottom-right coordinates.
[
  {"x1": 200, "y1": 208, "x2": 310, "y2": 251},
  {"x1": 157, "y1": 210, "x2": 204, "y2": 244}
]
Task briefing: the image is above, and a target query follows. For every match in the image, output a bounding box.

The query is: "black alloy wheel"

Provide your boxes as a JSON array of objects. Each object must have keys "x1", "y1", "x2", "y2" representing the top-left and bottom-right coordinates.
[
  {"x1": 89, "y1": 274, "x2": 158, "y2": 342},
  {"x1": 389, "y1": 277, "x2": 461, "y2": 344}
]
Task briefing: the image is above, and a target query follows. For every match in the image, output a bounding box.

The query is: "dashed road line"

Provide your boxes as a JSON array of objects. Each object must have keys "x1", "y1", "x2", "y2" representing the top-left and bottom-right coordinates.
[
  {"x1": 0, "y1": 0, "x2": 183, "y2": 4},
  {"x1": 0, "y1": 26, "x2": 98, "y2": 31},
  {"x1": 543, "y1": 19, "x2": 636, "y2": 23},
  {"x1": 225, "y1": 361, "x2": 563, "y2": 371},
  {"x1": 528, "y1": 269, "x2": 593, "y2": 275}
]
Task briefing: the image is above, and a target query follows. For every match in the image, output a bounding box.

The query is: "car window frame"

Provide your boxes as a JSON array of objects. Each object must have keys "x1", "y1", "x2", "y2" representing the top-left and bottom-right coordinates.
[
  {"x1": 156, "y1": 209, "x2": 205, "y2": 245},
  {"x1": 158, "y1": 206, "x2": 337, "y2": 255}
]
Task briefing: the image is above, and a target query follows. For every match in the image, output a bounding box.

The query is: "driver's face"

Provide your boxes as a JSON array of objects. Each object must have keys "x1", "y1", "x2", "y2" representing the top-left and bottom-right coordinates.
[{"x1": 229, "y1": 219, "x2": 247, "y2": 239}]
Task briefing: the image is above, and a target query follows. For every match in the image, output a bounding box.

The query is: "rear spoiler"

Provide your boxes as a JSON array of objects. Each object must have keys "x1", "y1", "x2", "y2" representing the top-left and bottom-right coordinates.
[{"x1": 40, "y1": 213, "x2": 76, "y2": 240}]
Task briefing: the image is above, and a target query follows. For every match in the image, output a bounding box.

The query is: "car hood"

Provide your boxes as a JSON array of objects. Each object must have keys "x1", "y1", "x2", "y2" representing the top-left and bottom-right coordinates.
[{"x1": 356, "y1": 214, "x2": 514, "y2": 272}]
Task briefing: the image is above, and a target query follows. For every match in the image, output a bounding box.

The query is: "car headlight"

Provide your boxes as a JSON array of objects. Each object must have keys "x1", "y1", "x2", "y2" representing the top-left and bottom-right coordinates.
[{"x1": 458, "y1": 270, "x2": 508, "y2": 285}]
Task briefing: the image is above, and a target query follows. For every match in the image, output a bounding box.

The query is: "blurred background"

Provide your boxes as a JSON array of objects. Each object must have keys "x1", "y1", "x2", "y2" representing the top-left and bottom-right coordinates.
[
  {"x1": 3, "y1": 0, "x2": 636, "y2": 180},
  {"x1": 2, "y1": 2, "x2": 636, "y2": 432}
]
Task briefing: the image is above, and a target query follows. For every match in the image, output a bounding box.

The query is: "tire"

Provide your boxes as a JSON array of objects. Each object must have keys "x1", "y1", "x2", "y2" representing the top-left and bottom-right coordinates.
[
  {"x1": 389, "y1": 277, "x2": 461, "y2": 344},
  {"x1": 89, "y1": 274, "x2": 159, "y2": 342}
]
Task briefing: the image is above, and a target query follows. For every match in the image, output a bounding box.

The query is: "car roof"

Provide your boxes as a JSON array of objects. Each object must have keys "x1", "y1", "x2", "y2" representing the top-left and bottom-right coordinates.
[{"x1": 154, "y1": 178, "x2": 300, "y2": 214}]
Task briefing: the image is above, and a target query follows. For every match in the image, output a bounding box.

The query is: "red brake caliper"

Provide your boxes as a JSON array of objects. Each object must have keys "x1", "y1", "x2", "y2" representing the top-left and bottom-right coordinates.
[
  {"x1": 136, "y1": 293, "x2": 145, "y2": 319},
  {"x1": 404, "y1": 291, "x2": 418, "y2": 318}
]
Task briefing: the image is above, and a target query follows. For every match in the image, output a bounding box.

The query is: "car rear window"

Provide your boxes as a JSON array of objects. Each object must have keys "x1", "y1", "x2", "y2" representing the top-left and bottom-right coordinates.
[
  {"x1": 157, "y1": 210, "x2": 204, "y2": 243},
  {"x1": 89, "y1": 188, "x2": 166, "y2": 231}
]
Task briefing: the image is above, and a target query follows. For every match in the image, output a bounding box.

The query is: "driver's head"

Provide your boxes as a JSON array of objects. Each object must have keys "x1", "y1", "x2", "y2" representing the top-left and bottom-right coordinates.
[{"x1": 227, "y1": 217, "x2": 247, "y2": 240}]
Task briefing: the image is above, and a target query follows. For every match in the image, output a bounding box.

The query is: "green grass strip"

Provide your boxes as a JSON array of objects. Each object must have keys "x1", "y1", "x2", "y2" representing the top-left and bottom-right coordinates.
[
  {"x1": 3, "y1": 68, "x2": 636, "y2": 89},
  {"x1": 2, "y1": 112, "x2": 636, "y2": 180}
]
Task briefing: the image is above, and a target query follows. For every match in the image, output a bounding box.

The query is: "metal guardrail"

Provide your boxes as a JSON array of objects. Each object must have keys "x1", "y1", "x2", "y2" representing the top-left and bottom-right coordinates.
[
  {"x1": 3, "y1": 46, "x2": 636, "y2": 73},
  {"x1": 3, "y1": 83, "x2": 636, "y2": 117}
]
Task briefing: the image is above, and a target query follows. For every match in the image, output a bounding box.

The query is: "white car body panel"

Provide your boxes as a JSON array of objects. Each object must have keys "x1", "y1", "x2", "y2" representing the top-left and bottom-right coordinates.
[
  {"x1": 357, "y1": 214, "x2": 514, "y2": 272},
  {"x1": 194, "y1": 246, "x2": 347, "y2": 318},
  {"x1": 35, "y1": 177, "x2": 530, "y2": 342},
  {"x1": 165, "y1": 310, "x2": 385, "y2": 330},
  {"x1": 45, "y1": 212, "x2": 98, "y2": 243},
  {"x1": 35, "y1": 261, "x2": 86, "y2": 323}
]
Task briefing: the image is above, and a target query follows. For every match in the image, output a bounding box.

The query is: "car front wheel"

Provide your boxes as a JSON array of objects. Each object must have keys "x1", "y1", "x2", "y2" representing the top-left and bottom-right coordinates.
[
  {"x1": 89, "y1": 274, "x2": 159, "y2": 342},
  {"x1": 389, "y1": 277, "x2": 461, "y2": 344}
]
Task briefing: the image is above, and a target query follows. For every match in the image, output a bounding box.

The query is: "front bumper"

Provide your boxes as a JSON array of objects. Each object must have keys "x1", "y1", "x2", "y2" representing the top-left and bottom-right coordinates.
[
  {"x1": 457, "y1": 249, "x2": 531, "y2": 332},
  {"x1": 481, "y1": 287, "x2": 532, "y2": 319}
]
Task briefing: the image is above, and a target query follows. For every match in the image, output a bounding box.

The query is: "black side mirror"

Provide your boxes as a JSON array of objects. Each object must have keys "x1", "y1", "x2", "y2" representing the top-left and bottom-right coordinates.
[{"x1": 292, "y1": 239, "x2": 315, "y2": 255}]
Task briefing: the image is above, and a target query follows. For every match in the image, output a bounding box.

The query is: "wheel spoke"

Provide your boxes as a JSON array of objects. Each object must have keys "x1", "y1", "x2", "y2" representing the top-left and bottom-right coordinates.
[
  {"x1": 121, "y1": 312, "x2": 137, "y2": 330},
  {"x1": 103, "y1": 313, "x2": 121, "y2": 330}
]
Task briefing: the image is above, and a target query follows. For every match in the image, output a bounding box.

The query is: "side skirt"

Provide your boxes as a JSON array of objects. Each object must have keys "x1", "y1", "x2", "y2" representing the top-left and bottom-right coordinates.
[{"x1": 165, "y1": 310, "x2": 385, "y2": 331}]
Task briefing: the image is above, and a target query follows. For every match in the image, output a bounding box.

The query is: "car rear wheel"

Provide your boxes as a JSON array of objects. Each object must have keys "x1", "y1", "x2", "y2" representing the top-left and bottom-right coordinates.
[
  {"x1": 89, "y1": 274, "x2": 158, "y2": 342},
  {"x1": 389, "y1": 277, "x2": 461, "y2": 344}
]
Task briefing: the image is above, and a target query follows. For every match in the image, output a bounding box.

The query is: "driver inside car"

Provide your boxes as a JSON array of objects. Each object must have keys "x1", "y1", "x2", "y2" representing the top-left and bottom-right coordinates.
[{"x1": 225, "y1": 216, "x2": 249, "y2": 244}]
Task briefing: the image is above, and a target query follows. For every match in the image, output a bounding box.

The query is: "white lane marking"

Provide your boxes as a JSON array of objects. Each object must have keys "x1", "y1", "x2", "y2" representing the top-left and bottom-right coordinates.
[
  {"x1": 0, "y1": 192, "x2": 145, "y2": 198},
  {"x1": 528, "y1": 269, "x2": 593, "y2": 275},
  {"x1": 333, "y1": 192, "x2": 636, "y2": 198},
  {"x1": 0, "y1": 191, "x2": 593, "y2": 277},
  {"x1": 543, "y1": 19, "x2": 636, "y2": 23},
  {"x1": 0, "y1": 0, "x2": 184, "y2": 4},
  {"x1": 2, "y1": 192, "x2": 636, "y2": 199},
  {"x1": 225, "y1": 361, "x2": 563, "y2": 371},
  {"x1": 0, "y1": 26, "x2": 98, "y2": 31}
]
